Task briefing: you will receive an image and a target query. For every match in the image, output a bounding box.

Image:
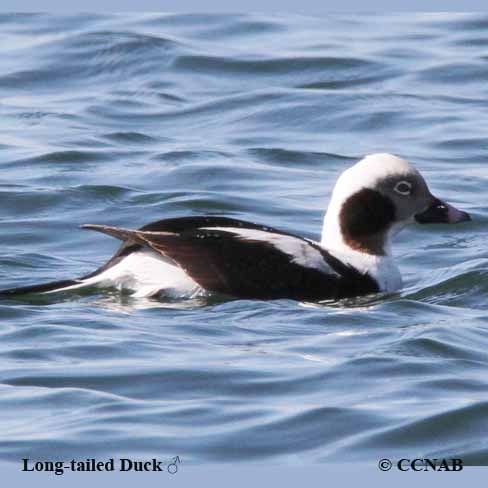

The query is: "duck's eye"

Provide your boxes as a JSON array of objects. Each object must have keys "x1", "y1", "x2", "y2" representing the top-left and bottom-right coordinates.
[{"x1": 394, "y1": 181, "x2": 412, "y2": 196}]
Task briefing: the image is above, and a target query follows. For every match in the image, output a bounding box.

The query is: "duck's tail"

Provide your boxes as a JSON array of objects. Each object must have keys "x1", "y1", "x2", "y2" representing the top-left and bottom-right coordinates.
[
  {"x1": 0, "y1": 223, "x2": 150, "y2": 298},
  {"x1": 0, "y1": 279, "x2": 85, "y2": 297}
]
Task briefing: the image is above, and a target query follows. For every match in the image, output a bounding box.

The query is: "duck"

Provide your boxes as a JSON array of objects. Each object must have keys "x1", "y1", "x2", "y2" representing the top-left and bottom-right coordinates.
[{"x1": 0, "y1": 153, "x2": 471, "y2": 302}]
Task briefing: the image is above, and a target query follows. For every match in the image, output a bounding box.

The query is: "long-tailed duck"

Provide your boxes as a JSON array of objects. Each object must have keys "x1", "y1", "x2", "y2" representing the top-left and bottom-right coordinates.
[{"x1": 0, "y1": 153, "x2": 470, "y2": 302}]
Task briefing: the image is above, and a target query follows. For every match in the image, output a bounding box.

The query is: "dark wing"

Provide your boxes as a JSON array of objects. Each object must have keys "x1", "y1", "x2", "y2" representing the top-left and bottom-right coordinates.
[
  {"x1": 83, "y1": 218, "x2": 379, "y2": 300},
  {"x1": 81, "y1": 217, "x2": 289, "y2": 280},
  {"x1": 139, "y1": 216, "x2": 286, "y2": 234}
]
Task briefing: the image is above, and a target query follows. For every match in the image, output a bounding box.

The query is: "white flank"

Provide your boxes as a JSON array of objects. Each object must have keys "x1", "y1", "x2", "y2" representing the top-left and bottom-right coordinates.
[{"x1": 48, "y1": 248, "x2": 200, "y2": 298}]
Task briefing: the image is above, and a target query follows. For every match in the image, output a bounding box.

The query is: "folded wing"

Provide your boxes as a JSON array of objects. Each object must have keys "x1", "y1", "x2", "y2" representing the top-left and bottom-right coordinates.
[{"x1": 83, "y1": 217, "x2": 378, "y2": 300}]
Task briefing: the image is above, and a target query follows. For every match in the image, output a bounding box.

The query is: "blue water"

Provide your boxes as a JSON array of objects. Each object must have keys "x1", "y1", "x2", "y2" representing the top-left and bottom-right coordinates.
[{"x1": 0, "y1": 12, "x2": 487, "y2": 465}]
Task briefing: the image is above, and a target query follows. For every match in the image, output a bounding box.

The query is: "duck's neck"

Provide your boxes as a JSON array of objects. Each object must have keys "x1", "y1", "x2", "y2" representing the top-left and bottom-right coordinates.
[{"x1": 320, "y1": 208, "x2": 403, "y2": 293}]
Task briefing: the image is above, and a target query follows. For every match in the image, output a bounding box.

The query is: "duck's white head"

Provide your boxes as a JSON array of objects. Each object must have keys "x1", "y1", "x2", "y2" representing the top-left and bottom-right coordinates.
[{"x1": 321, "y1": 153, "x2": 470, "y2": 291}]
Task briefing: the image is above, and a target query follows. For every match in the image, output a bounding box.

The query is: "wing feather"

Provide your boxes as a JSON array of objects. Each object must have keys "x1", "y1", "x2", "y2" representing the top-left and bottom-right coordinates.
[{"x1": 82, "y1": 217, "x2": 379, "y2": 300}]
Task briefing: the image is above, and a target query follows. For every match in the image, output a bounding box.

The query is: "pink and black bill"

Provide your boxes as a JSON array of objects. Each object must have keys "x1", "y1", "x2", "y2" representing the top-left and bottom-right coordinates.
[{"x1": 415, "y1": 197, "x2": 471, "y2": 224}]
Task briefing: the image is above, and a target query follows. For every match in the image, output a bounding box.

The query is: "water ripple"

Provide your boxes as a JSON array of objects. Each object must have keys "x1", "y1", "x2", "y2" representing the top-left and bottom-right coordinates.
[{"x1": 0, "y1": 12, "x2": 487, "y2": 465}]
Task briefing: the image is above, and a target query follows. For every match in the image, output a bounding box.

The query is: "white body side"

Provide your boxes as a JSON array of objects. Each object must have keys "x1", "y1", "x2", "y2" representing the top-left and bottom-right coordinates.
[{"x1": 52, "y1": 248, "x2": 200, "y2": 298}]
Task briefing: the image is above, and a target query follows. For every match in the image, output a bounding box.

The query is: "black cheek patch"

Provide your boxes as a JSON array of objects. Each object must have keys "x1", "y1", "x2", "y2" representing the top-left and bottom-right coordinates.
[{"x1": 339, "y1": 188, "x2": 396, "y2": 255}]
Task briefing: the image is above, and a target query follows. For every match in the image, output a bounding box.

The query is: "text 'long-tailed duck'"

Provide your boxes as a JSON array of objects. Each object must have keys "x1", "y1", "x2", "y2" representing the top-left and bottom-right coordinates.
[{"x1": 0, "y1": 153, "x2": 471, "y2": 302}]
